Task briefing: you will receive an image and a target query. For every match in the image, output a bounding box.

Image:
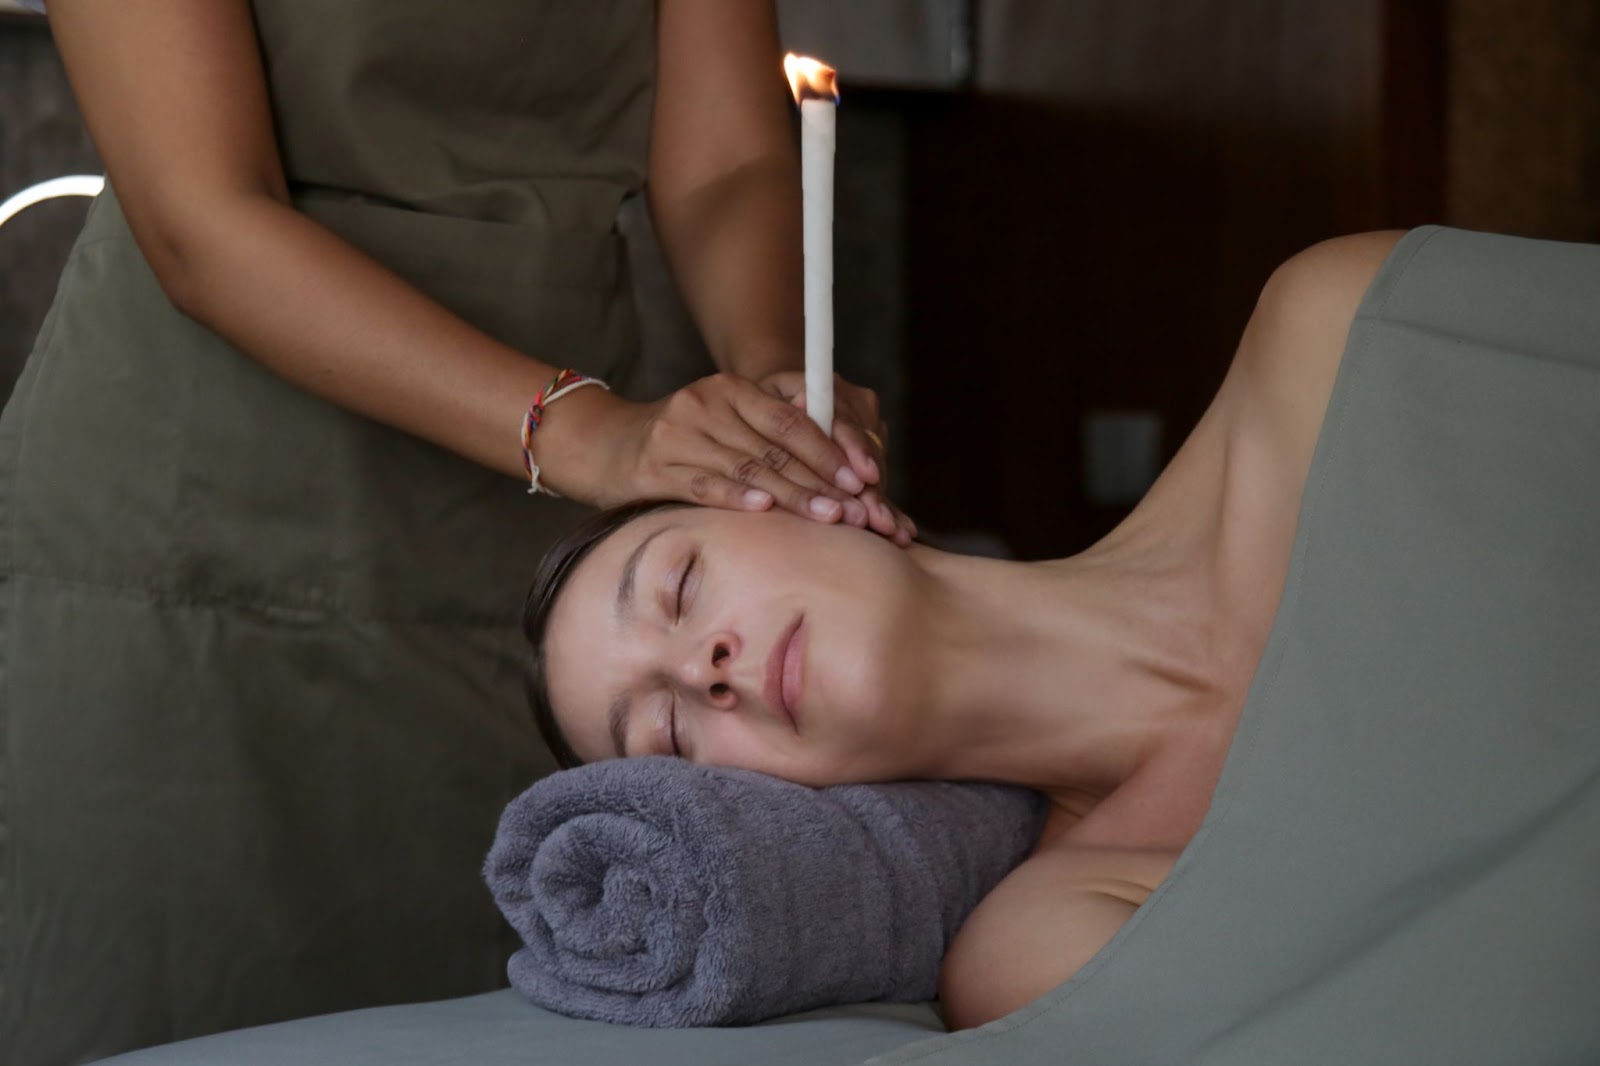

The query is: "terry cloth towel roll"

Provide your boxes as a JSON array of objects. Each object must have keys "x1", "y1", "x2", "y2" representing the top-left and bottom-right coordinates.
[{"x1": 483, "y1": 757, "x2": 1047, "y2": 1028}]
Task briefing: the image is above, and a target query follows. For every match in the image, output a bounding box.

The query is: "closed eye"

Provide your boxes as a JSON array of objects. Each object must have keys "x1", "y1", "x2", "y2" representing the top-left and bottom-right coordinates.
[{"x1": 674, "y1": 555, "x2": 696, "y2": 620}]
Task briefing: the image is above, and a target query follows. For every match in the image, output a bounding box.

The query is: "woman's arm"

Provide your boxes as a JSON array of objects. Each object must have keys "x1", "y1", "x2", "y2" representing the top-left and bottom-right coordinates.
[
  {"x1": 48, "y1": 0, "x2": 556, "y2": 482},
  {"x1": 46, "y1": 0, "x2": 881, "y2": 520},
  {"x1": 649, "y1": 0, "x2": 802, "y2": 381},
  {"x1": 938, "y1": 845, "x2": 1176, "y2": 1030}
]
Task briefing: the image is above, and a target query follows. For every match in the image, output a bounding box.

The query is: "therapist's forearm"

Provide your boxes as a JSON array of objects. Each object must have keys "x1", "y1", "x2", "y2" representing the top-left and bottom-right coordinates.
[
  {"x1": 649, "y1": 159, "x2": 804, "y2": 381},
  {"x1": 161, "y1": 196, "x2": 560, "y2": 481}
]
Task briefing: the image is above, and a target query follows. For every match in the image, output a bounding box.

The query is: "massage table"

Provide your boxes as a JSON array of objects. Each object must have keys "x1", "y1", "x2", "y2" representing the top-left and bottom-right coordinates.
[{"x1": 96, "y1": 226, "x2": 1600, "y2": 1064}]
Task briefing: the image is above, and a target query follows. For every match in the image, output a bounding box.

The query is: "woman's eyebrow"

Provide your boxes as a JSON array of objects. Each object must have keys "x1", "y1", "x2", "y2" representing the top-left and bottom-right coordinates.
[{"x1": 615, "y1": 523, "x2": 680, "y2": 625}]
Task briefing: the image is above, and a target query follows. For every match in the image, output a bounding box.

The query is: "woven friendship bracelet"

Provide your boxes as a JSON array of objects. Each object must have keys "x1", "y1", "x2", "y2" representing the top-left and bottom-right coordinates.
[{"x1": 521, "y1": 369, "x2": 610, "y2": 496}]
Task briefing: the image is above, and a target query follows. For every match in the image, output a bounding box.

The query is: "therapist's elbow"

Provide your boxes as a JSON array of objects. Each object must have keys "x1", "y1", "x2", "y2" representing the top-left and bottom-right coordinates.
[
  {"x1": 132, "y1": 186, "x2": 289, "y2": 324},
  {"x1": 143, "y1": 230, "x2": 209, "y2": 322}
]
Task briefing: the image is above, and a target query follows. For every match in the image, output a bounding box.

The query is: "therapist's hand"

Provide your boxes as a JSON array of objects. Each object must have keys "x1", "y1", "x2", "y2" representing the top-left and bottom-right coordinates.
[
  {"x1": 535, "y1": 372, "x2": 872, "y2": 526},
  {"x1": 758, "y1": 370, "x2": 915, "y2": 547}
]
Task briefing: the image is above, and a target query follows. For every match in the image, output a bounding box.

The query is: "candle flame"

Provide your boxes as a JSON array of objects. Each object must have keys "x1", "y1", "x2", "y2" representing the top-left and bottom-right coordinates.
[{"x1": 784, "y1": 54, "x2": 839, "y2": 104}]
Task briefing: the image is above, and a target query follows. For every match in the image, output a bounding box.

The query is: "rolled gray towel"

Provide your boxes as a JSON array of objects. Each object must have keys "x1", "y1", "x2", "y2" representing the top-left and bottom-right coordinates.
[{"x1": 483, "y1": 757, "x2": 1047, "y2": 1028}]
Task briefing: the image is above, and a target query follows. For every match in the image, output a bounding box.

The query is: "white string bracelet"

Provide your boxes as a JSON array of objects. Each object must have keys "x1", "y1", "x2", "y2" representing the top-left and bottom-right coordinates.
[{"x1": 520, "y1": 370, "x2": 611, "y2": 496}]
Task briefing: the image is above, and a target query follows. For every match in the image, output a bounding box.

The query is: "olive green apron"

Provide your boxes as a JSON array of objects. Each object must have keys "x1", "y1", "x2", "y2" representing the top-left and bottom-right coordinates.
[{"x1": 0, "y1": 2, "x2": 654, "y2": 1063}]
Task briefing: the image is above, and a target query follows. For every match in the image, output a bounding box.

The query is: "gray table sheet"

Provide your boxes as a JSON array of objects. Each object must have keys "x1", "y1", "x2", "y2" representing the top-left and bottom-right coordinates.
[{"x1": 93, "y1": 992, "x2": 943, "y2": 1065}]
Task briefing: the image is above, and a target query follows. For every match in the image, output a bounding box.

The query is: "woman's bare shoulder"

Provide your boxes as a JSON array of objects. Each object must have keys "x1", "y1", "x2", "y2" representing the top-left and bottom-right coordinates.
[
  {"x1": 937, "y1": 842, "x2": 1179, "y2": 1031},
  {"x1": 1229, "y1": 230, "x2": 1408, "y2": 463},
  {"x1": 1264, "y1": 229, "x2": 1408, "y2": 302}
]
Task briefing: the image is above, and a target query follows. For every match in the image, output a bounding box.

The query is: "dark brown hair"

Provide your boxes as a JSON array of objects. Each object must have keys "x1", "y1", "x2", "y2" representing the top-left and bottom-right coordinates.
[{"x1": 522, "y1": 498, "x2": 690, "y2": 768}]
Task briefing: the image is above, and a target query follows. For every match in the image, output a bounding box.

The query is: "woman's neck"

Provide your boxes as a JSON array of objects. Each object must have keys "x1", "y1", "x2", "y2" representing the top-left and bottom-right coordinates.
[{"x1": 901, "y1": 535, "x2": 1232, "y2": 795}]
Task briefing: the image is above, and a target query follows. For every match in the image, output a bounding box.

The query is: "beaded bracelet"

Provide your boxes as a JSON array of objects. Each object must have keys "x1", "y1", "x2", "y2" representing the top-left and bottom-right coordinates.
[{"x1": 521, "y1": 369, "x2": 610, "y2": 496}]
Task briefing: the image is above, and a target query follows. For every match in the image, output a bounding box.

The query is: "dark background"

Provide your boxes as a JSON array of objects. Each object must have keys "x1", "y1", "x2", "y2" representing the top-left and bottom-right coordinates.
[{"x1": 4, "y1": 1, "x2": 1598, "y2": 559}]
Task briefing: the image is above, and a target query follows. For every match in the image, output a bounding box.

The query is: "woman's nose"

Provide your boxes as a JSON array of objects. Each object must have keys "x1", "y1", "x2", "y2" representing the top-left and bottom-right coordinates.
[{"x1": 676, "y1": 632, "x2": 739, "y2": 708}]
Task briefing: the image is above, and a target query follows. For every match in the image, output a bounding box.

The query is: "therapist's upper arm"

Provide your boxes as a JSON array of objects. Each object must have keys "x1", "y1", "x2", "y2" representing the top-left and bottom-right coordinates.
[
  {"x1": 649, "y1": 0, "x2": 795, "y2": 202},
  {"x1": 46, "y1": 0, "x2": 288, "y2": 295},
  {"x1": 938, "y1": 845, "x2": 1173, "y2": 1031}
]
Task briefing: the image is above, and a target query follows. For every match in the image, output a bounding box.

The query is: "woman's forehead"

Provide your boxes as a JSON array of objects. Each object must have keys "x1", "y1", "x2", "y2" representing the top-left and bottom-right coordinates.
[
  {"x1": 542, "y1": 543, "x2": 628, "y2": 726},
  {"x1": 551, "y1": 510, "x2": 689, "y2": 636}
]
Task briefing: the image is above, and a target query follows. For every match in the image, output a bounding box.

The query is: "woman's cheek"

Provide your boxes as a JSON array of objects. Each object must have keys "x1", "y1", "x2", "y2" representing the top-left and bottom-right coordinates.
[{"x1": 699, "y1": 723, "x2": 775, "y2": 776}]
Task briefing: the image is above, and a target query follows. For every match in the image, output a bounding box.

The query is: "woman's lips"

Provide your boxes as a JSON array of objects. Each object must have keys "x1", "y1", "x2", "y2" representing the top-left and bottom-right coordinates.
[{"x1": 764, "y1": 616, "x2": 804, "y2": 732}]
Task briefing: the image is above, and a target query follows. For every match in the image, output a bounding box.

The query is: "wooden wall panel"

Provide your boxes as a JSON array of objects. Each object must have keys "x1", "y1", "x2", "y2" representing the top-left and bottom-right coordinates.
[
  {"x1": 902, "y1": 1, "x2": 1444, "y2": 558},
  {"x1": 1446, "y1": 0, "x2": 1600, "y2": 241}
]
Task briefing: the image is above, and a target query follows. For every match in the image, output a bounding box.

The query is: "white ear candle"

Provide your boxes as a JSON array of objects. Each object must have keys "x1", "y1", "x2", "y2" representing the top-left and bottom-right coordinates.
[
  {"x1": 799, "y1": 95, "x2": 835, "y2": 436},
  {"x1": 786, "y1": 54, "x2": 838, "y2": 437}
]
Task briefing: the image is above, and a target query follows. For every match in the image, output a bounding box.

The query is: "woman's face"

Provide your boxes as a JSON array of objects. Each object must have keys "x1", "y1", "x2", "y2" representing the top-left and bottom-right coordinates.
[{"x1": 543, "y1": 506, "x2": 926, "y2": 785}]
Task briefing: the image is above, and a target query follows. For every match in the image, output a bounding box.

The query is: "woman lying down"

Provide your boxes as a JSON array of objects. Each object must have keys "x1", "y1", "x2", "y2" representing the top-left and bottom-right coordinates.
[{"x1": 513, "y1": 227, "x2": 1600, "y2": 1060}]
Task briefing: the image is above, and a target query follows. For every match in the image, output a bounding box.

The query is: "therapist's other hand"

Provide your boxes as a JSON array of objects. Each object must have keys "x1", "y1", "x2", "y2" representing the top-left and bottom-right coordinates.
[
  {"x1": 538, "y1": 373, "x2": 870, "y2": 526},
  {"x1": 758, "y1": 370, "x2": 915, "y2": 548}
]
